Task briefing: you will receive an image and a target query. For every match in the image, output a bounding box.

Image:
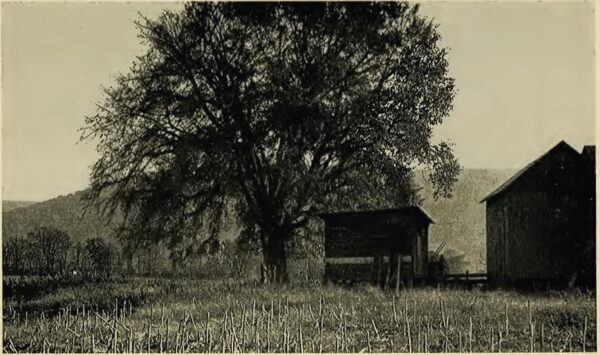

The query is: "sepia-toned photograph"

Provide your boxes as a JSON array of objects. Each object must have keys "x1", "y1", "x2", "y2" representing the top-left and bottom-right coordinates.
[{"x1": 1, "y1": 1, "x2": 596, "y2": 353}]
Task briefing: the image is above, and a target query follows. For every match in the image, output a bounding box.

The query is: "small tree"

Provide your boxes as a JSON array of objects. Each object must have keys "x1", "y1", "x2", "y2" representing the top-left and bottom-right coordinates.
[
  {"x1": 23, "y1": 238, "x2": 39, "y2": 274},
  {"x1": 84, "y1": 238, "x2": 114, "y2": 277},
  {"x1": 2, "y1": 239, "x2": 26, "y2": 274},
  {"x1": 28, "y1": 227, "x2": 71, "y2": 275},
  {"x1": 70, "y1": 241, "x2": 85, "y2": 272},
  {"x1": 2, "y1": 240, "x2": 10, "y2": 273}
]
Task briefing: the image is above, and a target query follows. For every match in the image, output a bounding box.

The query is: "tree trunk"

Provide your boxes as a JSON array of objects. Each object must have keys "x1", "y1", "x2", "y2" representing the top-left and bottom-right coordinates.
[{"x1": 261, "y1": 230, "x2": 289, "y2": 284}]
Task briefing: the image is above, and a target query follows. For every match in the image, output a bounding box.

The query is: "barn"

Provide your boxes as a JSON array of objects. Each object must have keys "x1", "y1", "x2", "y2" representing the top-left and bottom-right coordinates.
[
  {"x1": 480, "y1": 141, "x2": 596, "y2": 289},
  {"x1": 319, "y1": 207, "x2": 433, "y2": 288}
]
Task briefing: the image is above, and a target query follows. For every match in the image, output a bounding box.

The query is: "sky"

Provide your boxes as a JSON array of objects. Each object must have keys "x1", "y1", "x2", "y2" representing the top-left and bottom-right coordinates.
[{"x1": 1, "y1": 1, "x2": 596, "y2": 201}]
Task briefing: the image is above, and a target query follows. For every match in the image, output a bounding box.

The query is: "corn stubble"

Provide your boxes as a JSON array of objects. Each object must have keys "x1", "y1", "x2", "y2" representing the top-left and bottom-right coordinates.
[{"x1": 3, "y1": 279, "x2": 596, "y2": 353}]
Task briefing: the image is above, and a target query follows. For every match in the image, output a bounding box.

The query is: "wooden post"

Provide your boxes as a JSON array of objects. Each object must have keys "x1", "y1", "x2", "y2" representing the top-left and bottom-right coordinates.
[
  {"x1": 404, "y1": 254, "x2": 414, "y2": 289},
  {"x1": 376, "y1": 255, "x2": 384, "y2": 288},
  {"x1": 395, "y1": 253, "x2": 402, "y2": 294},
  {"x1": 384, "y1": 253, "x2": 393, "y2": 291},
  {"x1": 260, "y1": 264, "x2": 266, "y2": 284}
]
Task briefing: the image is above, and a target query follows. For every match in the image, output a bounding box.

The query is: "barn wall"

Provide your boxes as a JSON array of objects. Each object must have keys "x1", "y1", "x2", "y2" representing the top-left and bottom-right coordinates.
[
  {"x1": 486, "y1": 199, "x2": 516, "y2": 283},
  {"x1": 487, "y1": 193, "x2": 577, "y2": 284},
  {"x1": 500, "y1": 191, "x2": 577, "y2": 281},
  {"x1": 485, "y1": 202, "x2": 499, "y2": 282}
]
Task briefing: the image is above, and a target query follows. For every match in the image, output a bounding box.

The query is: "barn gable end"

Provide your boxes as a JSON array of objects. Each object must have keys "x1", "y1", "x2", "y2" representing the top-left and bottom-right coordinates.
[{"x1": 481, "y1": 141, "x2": 595, "y2": 289}]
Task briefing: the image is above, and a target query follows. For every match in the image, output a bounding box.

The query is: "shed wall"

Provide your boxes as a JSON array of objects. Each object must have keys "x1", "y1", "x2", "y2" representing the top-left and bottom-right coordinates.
[{"x1": 323, "y1": 213, "x2": 430, "y2": 283}]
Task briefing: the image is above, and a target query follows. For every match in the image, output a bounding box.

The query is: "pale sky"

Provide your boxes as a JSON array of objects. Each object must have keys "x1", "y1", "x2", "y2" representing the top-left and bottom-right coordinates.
[{"x1": 1, "y1": 2, "x2": 596, "y2": 201}]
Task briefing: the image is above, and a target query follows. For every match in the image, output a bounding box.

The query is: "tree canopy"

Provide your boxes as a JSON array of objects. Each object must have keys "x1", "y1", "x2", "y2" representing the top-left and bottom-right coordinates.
[{"x1": 82, "y1": 2, "x2": 459, "y2": 282}]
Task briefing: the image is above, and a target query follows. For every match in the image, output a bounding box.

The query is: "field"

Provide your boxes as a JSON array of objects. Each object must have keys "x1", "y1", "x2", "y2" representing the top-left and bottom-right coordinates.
[{"x1": 3, "y1": 276, "x2": 597, "y2": 353}]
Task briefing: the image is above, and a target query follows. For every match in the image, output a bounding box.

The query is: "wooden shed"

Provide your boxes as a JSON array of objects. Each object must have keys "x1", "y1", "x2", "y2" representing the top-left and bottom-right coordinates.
[
  {"x1": 480, "y1": 141, "x2": 596, "y2": 289},
  {"x1": 319, "y1": 207, "x2": 434, "y2": 288}
]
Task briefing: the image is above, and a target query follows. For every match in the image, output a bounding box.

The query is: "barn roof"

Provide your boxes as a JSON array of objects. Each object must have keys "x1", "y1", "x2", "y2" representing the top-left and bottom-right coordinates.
[
  {"x1": 582, "y1": 145, "x2": 595, "y2": 155},
  {"x1": 317, "y1": 206, "x2": 435, "y2": 224},
  {"x1": 479, "y1": 140, "x2": 581, "y2": 203},
  {"x1": 582, "y1": 145, "x2": 595, "y2": 164}
]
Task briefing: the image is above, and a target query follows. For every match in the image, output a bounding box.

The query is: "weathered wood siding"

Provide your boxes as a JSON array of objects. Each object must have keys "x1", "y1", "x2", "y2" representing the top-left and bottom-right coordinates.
[
  {"x1": 487, "y1": 191, "x2": 582, "y2": 283},
  {"x1": 324, "y1": 214, "x2": 418, "y2": 257}
]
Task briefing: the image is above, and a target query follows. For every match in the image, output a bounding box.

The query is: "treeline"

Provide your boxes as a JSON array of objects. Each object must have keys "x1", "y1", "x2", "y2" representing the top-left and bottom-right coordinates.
[
  {"x1": 2, "y1": 226, "x2": 179, "y2": 278},
  {"x1": 3, "y1": 225, "x2": 324, "y2": 284},
  {"x1": 2, "y1": 226, "x2": 253, "y2": 278},
  {"x1": 3, "y1": 227, "x2": 116, "y2": 277}
]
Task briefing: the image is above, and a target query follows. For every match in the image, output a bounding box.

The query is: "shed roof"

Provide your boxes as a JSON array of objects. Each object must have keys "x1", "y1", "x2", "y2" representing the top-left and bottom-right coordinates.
[
  {"x1": 479, "y1": 140, "x2": 580, "y2": 203},
  {"x1": 317, "y1": 206, "x2": 435, "y2": 224}
]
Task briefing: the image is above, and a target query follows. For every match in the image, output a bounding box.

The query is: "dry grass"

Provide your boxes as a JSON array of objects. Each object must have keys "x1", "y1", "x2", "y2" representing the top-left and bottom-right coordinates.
[{"x1": 3, "y1": 277, "x2": 596, "y2": 353}]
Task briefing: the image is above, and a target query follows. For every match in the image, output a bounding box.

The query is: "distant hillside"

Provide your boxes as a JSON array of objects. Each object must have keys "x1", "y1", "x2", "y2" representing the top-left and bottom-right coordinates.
[
  {"x1": 2, "y1": 190, "x2": 240, "y2": 244},
  {"x1": 2, "y1": 169, "x2": 514, "y2": 273},
  {"x1": 417, "y1": 169, "x2": 515, "y2": 273},
  {"x1": 2, "y1": 191, "x2": 118, "y2": 242},
  {"x1": 2, "y1": 200, "x2": 37, "y2": 212}
]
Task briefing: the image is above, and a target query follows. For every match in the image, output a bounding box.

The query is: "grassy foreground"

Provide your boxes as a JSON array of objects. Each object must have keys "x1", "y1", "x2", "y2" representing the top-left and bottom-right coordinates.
[{"x1": 3, "y1": 277, "x2": 597, "y2": 353}]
